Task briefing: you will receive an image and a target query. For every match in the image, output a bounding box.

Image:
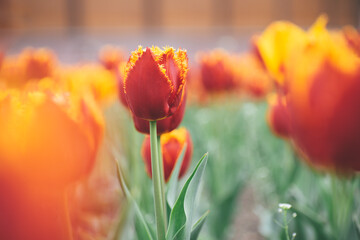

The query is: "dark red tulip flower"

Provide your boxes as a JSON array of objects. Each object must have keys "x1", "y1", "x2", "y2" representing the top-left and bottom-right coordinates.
[{"x1": 122, "y1": 46, "x2": 188, "y2": 121}]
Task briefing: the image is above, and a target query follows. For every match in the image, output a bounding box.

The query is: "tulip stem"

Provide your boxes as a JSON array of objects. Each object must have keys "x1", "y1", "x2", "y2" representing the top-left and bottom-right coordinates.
[
  {"x1": 149, "y1": 120, "x2": 166, "y2": 240},
  {"x1": 157, "y1": 135, "x2": 168, "y2": 229}
]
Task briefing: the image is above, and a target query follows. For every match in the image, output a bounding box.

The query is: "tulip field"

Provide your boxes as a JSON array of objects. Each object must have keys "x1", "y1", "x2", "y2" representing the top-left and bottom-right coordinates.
[{"x1": 1, "y1": 15, "x2": 360, "y2": 240}]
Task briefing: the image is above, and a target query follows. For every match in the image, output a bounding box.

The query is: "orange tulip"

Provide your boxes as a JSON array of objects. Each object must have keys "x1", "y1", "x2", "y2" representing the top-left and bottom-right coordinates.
[
  {"x1": 141, "y1": 128, "x2": 193, "y2": 182},
  {"x1": 123, "y1": 46, "x2": 188, "y2": 121},
  {"x1": 237, "y1": 53, "x2": 273, "y2": 98},
  {"x1": 285, "y1": 24, "x2": 360, "y2": 173},
  {"x1": 198, "y1": 49, "x2": 239, "y2": 93},
  {"x1": 256, "y1": 16, "x2": 360, "y2": 173},
  {"x1": 0, "y1": 48, "x2": 57, "y2": 88},
  {"x1": 254, "y1": 21, "x2": 307, "y2": 87},
  {"x1": 99, "y1": 45, "x2": 125, "y2": 72},
  {"x1": 254, "y1": 15, "x2": 332, "y2": 90},
  {"x1": 21, "y1": 48, "x2": 57, "y2": 80},
  {"x1": 0, "y1": 88, "x2": 103, "y2": 239},
  {"x1": 62, "y1": 64, "x2": 118, "y2": 106}
]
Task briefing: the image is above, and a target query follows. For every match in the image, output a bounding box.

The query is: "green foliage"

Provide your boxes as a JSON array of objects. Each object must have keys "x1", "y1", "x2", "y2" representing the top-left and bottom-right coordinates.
[
  {"x1": 166, "y1": 153, "x2": 208, "y2": 240},
  {"x1": 114, "y1": 99, "x2": 360, "y2": 240},
  {"x1": 116, "y1": 161, "x2": 154, "y2": 240}
]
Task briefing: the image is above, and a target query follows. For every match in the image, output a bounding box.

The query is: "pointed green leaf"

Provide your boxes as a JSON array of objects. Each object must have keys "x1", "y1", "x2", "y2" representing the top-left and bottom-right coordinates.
[
  {"x1": 166, "y1": 144, "x2": 187, "y2": 209},
  {"x1": 116, "y1": 161, "x2": 154, "y2": 240},
  {"x1": 183, "y1": 154, "x2": 208, "y2": 240},
  {"x1": 166, "y1": 153, "x2": 208, "y2": 240},
  {"x1": 190, "y1": 211, "x2": 209, "y2": 240}
]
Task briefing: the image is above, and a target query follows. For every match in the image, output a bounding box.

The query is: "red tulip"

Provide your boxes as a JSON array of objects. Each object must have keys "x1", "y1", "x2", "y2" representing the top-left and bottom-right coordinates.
[
  {"x1": 141, "y1": 128, "x2": 193, "y2": 182},
  {"x1": 123, "y1": 46, "x2": 188, "y2": 120}
]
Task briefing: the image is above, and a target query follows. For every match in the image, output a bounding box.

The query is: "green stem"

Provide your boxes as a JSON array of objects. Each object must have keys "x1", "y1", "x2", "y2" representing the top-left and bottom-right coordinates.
[
  {"x1": 157, "y1": 135, "x2": 168, "y2": 229},
  {"x1": 284, "y1": 210, "x2": 290, "y2": 240},
  {"x1": 150, "y1": 121, "x2": 166, "y2": 240}
]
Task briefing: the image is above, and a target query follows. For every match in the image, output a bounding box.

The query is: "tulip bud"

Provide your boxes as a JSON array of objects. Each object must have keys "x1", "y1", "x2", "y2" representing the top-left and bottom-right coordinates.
[{"x1": 141, "y1": 128, "x2": 193, "y2": 182}]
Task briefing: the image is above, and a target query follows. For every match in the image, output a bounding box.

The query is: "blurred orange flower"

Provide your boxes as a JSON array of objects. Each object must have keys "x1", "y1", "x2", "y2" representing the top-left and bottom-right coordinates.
[
  {"x1": 259, "y1": 16, "x2": 360, "y2": 173},
  {"x1": 0, "y1": 88, "x2": 104, "y2": 240},
  {"x1": 123, "y1": 46, "x2": 188, "y2": 121},
  {"x1": 285, "y1": 23, "x2": 360, "y2": 173},
  {"x1": 141, "y1": 128, "x2": 193, "y2": 182},
  {"x1": 342, "y1": 26, "x2": 360, "y2": 56},
  {"x1": 0, "y1": 49, "x2": 3, "y2": 69},
  {"x1": 237, "y1": 53, "x2": 273, "y2": 99},
  {"x1": 0, "y1": 48, "x2": 57, "y2": 88},
  {"x1": 197, "y1": 49, "x2": 239, "y2": 93},
  {"x1": 253, "y1": 19, "x2": 308, "y2": 88},
  {"x1": 62, "y1": 64, "x2": 118, "y2": 106},
  {"x1": 68, "y1": 175, "x2": 123, "y2": 240},
  {"x1": 99, "y1": 45, "x2": 125, "y2": 72},
  {"x1": 21, "y1": 48, "x2": 57, "y2": 80}
]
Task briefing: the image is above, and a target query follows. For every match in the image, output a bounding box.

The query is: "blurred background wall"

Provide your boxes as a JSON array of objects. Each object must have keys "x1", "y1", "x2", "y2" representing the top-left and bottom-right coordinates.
[
  {"x1": 0, "y1": 0, "x2": 359, "y2": 63},
  {"x1": 0, "y1": 0, "x2": 359, "y2": 32}
]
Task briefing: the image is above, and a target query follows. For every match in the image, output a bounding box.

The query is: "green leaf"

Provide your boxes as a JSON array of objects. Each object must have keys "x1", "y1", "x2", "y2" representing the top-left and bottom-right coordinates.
[
  {"x1": 166, "y1": 153, "x2": 208, "y2": 240},
  {"x1": 190, "y1": 211, "x2": 209, "y2": 240},
  {"x1": 166, "y1": 144, "x2": 187, "y2": 209},
  {"x1": 116, "y1": 160, "x2": 154, "y2": 240}
]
